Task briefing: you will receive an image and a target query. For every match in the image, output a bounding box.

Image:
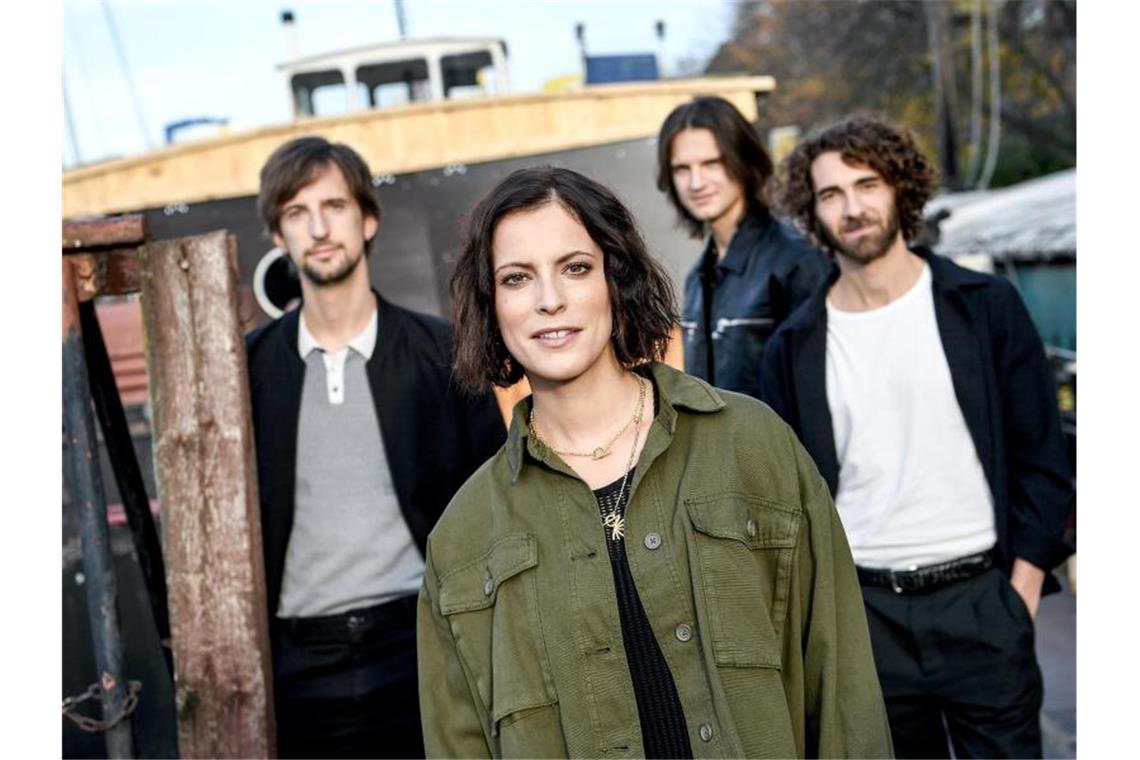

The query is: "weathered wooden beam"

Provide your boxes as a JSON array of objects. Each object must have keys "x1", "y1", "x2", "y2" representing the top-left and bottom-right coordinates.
[
  {"x1": 62, "y1": 215, "x2": 148, "y2": 300},
  {"x1": 139, "y1": 230, "x2": 275, "y2": 759},
  {"x1": 63, "y1": 214, "x2": 147, "y2": 250}
]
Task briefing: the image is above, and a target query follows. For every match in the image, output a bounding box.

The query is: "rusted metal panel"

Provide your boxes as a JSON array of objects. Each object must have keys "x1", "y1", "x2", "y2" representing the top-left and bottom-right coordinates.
[
  {"x1": 139, "y1": 231, "x2": 275, "y2": 758},
  {"x1": 80, "y1": 298, "x2": 172, "y2": 649},
  {"x1": 62, "y1": 257, "x2": 136, "y2": 759},
  {"x1": 63, "y1": 214, "x2": 147, "y2": 249}
]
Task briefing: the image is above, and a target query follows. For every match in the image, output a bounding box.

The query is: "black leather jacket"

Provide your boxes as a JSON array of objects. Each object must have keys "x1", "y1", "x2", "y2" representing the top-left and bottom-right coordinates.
[{"x1": 681, "y1": 209, "x2": 829, "y2": 399}]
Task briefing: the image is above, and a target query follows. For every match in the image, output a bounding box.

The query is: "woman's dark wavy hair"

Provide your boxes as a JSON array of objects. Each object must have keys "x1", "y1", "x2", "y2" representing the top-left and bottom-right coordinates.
[
  {"x1": 451, "y1": 166, "x2": 677, "y2": 393},
  {"x1": 770, "y1": 115, "x2": 938, "y2": 255},
  {"x1": 655, "y1": 96, "x2": 775, "y2": 238}
]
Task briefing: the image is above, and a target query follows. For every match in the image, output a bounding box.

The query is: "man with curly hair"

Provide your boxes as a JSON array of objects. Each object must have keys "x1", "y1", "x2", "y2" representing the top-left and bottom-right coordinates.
[
  {"x1": 655, "y1": 96, "x2": 828, "y2": 399},
  {"x1": 760, "y1": 115, "x2": 1073, "y2": 758}
]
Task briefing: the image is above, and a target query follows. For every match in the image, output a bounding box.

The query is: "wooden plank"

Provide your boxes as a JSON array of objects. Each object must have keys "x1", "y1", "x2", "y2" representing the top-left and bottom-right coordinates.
[
  {"x1": 63, "y1": 76, "x2": 773, "y2": 216},
  {"x1": 63, "y1": 214, "x2": 147, "y2": 249},
  {"x1": 139, "y1": 231, "x2": 275, "y2": 759},
  {"x1": 68, "y1": 250, "x2": 144, "y2": 302}
]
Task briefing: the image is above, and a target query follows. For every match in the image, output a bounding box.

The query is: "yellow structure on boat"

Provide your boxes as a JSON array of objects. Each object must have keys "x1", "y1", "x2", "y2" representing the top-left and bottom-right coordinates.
[{"x1": 63, "y1": 75, "x2": 774, "y2": 218}]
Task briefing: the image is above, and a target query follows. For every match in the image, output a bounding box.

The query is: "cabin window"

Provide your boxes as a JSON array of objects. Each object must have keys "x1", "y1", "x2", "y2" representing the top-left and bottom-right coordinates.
[
  {"x1": 310, "y1": 84, "x2": 354, "y2": 116},
  {"x1": 290, "y1": 69, "x2": 349, "y2": 117},
  {"x1": 442, "y1": 51, "x2": 498, "y2": 98},
  {"x1": 357, "y1": 59, "x2": 432, "y2": 107}
]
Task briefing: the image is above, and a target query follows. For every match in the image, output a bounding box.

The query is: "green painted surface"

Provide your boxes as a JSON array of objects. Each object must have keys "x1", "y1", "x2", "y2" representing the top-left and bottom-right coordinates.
[{"x1": 1008, "y1": 264, "x2": 1076, "y2": 351}]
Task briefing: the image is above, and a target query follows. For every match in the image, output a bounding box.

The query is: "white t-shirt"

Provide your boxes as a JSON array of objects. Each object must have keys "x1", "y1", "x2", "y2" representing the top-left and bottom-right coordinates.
[{"x1": 825, "y1": 263, "x2": 996, "y2": 570}]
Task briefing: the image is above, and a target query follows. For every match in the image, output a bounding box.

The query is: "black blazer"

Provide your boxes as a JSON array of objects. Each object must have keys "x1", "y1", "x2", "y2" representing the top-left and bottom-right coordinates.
[
  {"x1": 759, "y1": 248, "x2": 1074, "y2": 591},
  {"x1": 245, "y1": 293, "x2": 507, "y2": 617}
]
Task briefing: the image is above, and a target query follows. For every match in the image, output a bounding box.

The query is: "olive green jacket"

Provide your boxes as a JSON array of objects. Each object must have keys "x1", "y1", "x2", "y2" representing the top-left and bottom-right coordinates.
[{"x1": 418, "y1": 363, "x2": 892, "y2": 758}]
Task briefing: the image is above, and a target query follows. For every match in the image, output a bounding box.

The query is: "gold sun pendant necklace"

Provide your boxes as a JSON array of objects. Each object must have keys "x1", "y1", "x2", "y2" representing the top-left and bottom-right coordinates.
[{"x1": 602, "y1": 377, "x2": 647, "y2": 542}]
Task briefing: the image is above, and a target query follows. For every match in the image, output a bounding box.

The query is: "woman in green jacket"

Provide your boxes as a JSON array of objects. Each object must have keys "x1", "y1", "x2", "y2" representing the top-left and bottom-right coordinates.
[{"x1": 417, "y1": 166, "x2": 892, "y2": 759}]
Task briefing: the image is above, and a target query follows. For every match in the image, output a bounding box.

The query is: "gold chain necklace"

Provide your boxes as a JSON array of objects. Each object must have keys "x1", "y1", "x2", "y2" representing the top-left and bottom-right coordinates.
[{"x1": 529, "y1": 375, "x2": 645, "y2": 460}]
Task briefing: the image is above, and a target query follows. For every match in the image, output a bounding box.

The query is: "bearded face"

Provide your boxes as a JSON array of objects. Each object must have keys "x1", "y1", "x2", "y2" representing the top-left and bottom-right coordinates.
[
  {"x1": 819, "y1": 202, "x2": 902, "y2": 265},
  {"x1": 810, "y1": 152, "x2": 905, "y2": 265},
  {"x1": 272, "y1": 163, "x2": 378, "y2": 292}
]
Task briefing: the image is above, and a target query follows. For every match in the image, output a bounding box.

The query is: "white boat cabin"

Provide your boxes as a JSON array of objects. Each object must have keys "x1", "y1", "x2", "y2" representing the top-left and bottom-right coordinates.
[{"x1": 279, "y1": 37, "x2": 510, "y2": 118}]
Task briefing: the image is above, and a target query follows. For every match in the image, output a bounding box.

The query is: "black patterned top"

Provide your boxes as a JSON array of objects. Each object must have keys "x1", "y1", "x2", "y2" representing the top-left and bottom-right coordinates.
[{"x1": 593, "y1": 469, "x2": 693, "y2": 759}]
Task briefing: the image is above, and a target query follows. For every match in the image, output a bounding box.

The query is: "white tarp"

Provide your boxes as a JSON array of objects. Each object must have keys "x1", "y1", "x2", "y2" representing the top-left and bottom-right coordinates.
[{"x1": 926, "y1": 168, "x2": 1075, "y2": 262}]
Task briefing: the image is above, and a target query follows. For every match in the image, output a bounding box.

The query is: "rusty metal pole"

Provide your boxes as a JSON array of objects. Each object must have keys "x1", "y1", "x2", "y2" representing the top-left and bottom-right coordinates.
[
  {"x1": 140, "y1": 231, "x2": 275, "y2": 758},
  {"x1": 62, "y1": 257, "x2": 136, "y2": 759},
  {"x1": 79, "y1": 298, "x2": 172, "y2": 656}
]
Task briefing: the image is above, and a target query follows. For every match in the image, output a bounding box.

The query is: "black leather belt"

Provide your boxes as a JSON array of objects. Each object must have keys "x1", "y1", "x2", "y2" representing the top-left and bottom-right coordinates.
[
  {"x1": 856, "y1": 547, "x2": 999, "y2": 595},
  {"x1": 274, "y1": 594, "x2": 416, "y2": 644}
]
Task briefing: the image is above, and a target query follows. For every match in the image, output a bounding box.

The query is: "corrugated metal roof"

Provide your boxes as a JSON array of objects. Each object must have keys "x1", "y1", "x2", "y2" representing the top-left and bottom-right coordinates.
[{"x1": 927, "y1": 169, "x2": 1075, "y2": 262}]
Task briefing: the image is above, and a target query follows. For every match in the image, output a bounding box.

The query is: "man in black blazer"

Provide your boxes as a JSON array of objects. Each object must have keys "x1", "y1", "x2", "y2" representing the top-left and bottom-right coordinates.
[
  {"x1": 245, "y1": 136, "x2": 505, "y2": 758},
  {"x1": 761, "y1": 116, "x2": 1073, "y2": 758}
]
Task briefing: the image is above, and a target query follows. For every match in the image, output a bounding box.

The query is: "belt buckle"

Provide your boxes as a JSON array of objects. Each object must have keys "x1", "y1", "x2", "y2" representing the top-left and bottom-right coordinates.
[
  {"x1": 889, "y1": 569, "x2": 905, "y2": 594},
  {"x1": 345, "y1": 613, "x2": 367, "y2": 643}
]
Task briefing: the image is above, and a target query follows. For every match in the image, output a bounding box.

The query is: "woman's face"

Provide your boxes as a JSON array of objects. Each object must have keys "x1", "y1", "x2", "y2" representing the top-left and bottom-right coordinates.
[{"x1": 491, "y1": 202, "x2": 616, "y2": 388}]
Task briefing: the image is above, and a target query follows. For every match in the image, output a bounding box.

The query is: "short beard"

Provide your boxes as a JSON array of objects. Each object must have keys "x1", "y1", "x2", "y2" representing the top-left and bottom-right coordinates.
[
  {"x1": 821, "y1": 207, "x2": 901, "y2": 265},
  {"x1": 300, "y1": 247, "x2": 363, "y2": 286}
]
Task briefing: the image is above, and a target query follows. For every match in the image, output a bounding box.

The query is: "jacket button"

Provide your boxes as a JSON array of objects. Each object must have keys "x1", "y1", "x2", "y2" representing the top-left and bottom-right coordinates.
[
  {"x1": 699, "y1": 723, "x2": 714, "y2": 742},
  {"x1": 746, "y1": 518, "x2": 757, "y2": 538},
  {"x1": 483, "y1": 578, "x2": 494, "y2": 596},
  {"x1": 674, "y1": 623, "x2": 693, "y2": 642},
  {"x1": 644, "y1": 532, "x2": 662, "y2": 550}
]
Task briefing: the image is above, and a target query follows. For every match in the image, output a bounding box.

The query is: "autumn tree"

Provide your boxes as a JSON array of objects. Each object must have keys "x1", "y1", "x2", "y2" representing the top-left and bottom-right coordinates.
[{"x1": 706, "y1": 0, "x2": 1075, "y2": 189}]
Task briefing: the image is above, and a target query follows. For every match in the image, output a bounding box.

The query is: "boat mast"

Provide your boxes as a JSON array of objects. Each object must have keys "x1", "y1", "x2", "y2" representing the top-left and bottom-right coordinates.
[
  {"x1": 102, "y1": 1, "x2": 153, "y2": 151},
  {"x1": 394, "y1": 0, "x2": 408, "y2": 39},
  {"x1": 63, "y1": 74, "x2": 82, "y2": 167}
]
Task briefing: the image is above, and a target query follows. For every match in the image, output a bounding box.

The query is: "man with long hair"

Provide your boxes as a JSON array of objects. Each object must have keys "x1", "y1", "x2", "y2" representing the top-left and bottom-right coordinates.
[
  {"x1": 656, "y1": 96, "x2": 828, "y2": 398},
  {"x1": 246, "y1": 136, "x2": 505, "y2": 757},
  {"x1": 762, "y1": 115, "x2": 1074, "y2": 757}
]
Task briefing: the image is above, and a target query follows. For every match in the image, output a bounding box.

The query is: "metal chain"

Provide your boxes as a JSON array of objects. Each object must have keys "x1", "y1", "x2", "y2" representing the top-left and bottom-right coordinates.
[{"x1": 62, "y1": 680, "x2": 142, "y2": 733}]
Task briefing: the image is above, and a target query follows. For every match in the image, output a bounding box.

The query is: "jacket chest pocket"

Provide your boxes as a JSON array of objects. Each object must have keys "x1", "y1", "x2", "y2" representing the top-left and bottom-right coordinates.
[
  {"x1": 437, "y1": 534, "x2": 561, "y2": 748},
  {"x1": 685, "y1": 494, "x2": 800, "y2": 669}
]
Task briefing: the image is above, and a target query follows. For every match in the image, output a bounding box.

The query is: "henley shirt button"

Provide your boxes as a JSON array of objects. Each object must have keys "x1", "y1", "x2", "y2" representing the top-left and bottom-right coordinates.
[
  {"x1": 644, "y1": 532, "x2": 662, "y2": 550},
  {"x1": 674, "y1": 623, "x2": 693, "y2": 642},
  {"x1": 699, "y1": 723, "x2": 714, "y2": 742},
  {"x1": 746, "y1": 518, "x2": 757, "y2": 538},
  {"x1": 483, "y1": 578, "x2": 494, "y2": 596}
]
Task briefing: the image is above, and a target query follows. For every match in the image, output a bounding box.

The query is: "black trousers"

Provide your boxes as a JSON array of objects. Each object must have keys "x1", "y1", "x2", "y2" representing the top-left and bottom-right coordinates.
[
  {"x1": 272, "y1": 594, "x2": 424, "y2": 759},
  {"x1": 861, "y1": 567, "x2": 1043, "y2": 759}
]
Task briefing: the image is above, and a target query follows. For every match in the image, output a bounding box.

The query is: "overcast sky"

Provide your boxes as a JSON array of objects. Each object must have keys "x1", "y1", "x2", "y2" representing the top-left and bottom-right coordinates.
[{"x1": 62, "y1": 0, "x2": 738, "y2": 166}]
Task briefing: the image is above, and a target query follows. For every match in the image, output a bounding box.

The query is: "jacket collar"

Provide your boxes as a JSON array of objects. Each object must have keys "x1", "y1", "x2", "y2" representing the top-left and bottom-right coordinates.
[
  {"x1": 285, "y1": 289, "x2": 392, "y2": 364},
  {"x1": 504, "y1": 362, "x2": 725, "y2": 482},
  {"x1": 715, "y1": 208, "x2": 775, "y2": 275},
  {"x1": 919, "y1": 246, "x2": 992, "y2": 294},
  {"x1": 297, "y1": 304, "x2": 378, "y2": 360}
]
